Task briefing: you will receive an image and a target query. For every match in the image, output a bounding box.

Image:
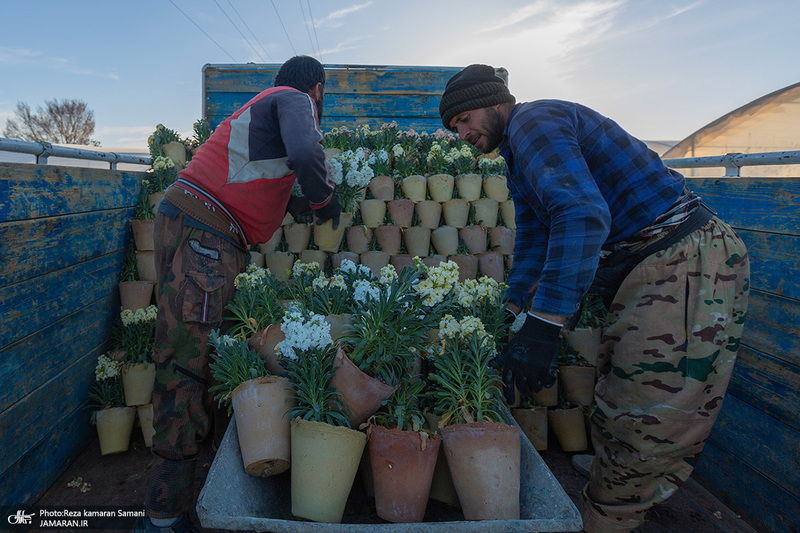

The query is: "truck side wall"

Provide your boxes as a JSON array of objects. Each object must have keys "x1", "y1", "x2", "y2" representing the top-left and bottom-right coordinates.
[{"x1": 0, "y1": 162, "x2": 144, "y2": 505}]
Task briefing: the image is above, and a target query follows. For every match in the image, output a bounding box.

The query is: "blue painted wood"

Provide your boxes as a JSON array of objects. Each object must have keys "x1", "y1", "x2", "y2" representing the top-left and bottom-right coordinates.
[
  {"x1": 694, "y1": 440, "x2": 800, "y2": 533},
  {"x1": 736, "y1": 228, "x2": 800, "y2": 300},
  {"x1": 0, "y1": 295, "x2": 117, "y2": 413},
  {"x1": 0, "y1": 251, "x2": 124, "y2": 350},
  {"x1": 0, "y1": 163, "x2": 144, "y2": 222},
  {"x1": 209, "y1": 115, "x2": 446, "y2": 133},
  {"x1": 741, "y1": 289, "x2": 800, "y2": 366},
  {"x1": 0, "y1": 209, "x2": 132, "y2": 286}
]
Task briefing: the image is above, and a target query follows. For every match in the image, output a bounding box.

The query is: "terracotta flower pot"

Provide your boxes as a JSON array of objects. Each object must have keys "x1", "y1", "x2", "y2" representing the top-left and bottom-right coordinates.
[
  {"x1": 415, "y1": 200, "x2": 442, "y2": 229},
  {"x1": 401, "y1": 175, "x2": 427, "y2": 202},
  {"x1": 455, "y1": 173, "x2": 483, "y2": 201},
  {"x1": 387, "y1": 198, "x2": 415, "y2": 228},
  {"x1": 472, "y1": 198, "x2": 499, "y2": 228},
  {"x1": 374, "y1": 225, "x2": 402, "y2": 255},
  {"x1": 511, "y1": 407, "x2": 548, "y2": 451},
  {"x1": 548, "y1": 406, "x2": 588, "y2": 452},
  {"x1": 531, "y1": 377, "x2": 559, "y2": 407},
  {"x1": 489, "y1": 226, "x2": 516, "y2": 255},
  {"x1": 369, "y1": 175, "x2": 395, "y2": 201},
  {"x1": 258, "y1": 227, "x2": 283, "y2": 255},
  {"x1": 459, "y1": 225, "x2": 487, "y2": 255},
  {"x1": 325, "y1": 313, "x2": 353, "y2": 343},
  {"x1": 500, "y1": 199, "x2": 516, "y2": 228},
  {"x1": 447, "y1": 255, "x2": 478, "y2": 282},
  {"x1": 290, "y1": 419, "x2": 367, "y2": 523},
  {"x1": 563, "y1": 327, "x2": 602, "y2": 368},
  {"x1": 558, "y1": 365, "x2": 596, "y2": 406},
  {"x1": 422, "y1": 255, "x2": 446, "y2": 270},
  {"x1": 135, "y1": 251, "x2": 157, "y2": 283},
  {"x1": 390, "y1": 254, "x2": 416, "y2": 274},
  {"x1": 478, "y1": 251, "x2": 505, "y2": 282},
  {"x1": 483, "y1": 174, "x2": 509, "y2": 202},
  {"x1": 369, "y1": 426, "x2": 441, "y2": 523},
  {"x1": 332, "y1": 251, "x2": 360, "y2": 268},
  {"x1": 314, "y1": 212, "x2": 353, "y2": 253},
  {"x1": 423, "y1": 413, "x2": 460, "y2": 509},
  {"x1": 431, "y1": 226, "x2": 459, "y2": 257},
  {"x1": 162, "y1": 141, "x2": 187, "y2": 168},
  {"x1": 137, "y1": 403, "x2": 155, "y2": 448},
  {"x1": 359, "y1": 251, "x2": 390, "y2": 278},
  {"x1": 95, "y1": 406, "x2": 136, "y2": 456},
  {"x1": 427, "y1": 173, "x2": 455, "y2": 202},
  {"x1": 231, "y1": 376, "x2": 294, "y2": 477},
  {"x1": 248, "y1": 251, "x2": 265, "y2": 267},
  {"x1": 121, "y1": 363, "x2": 156, "y2": 406},
  {"x1": 299, "y1": 249, "x2": 328, "y2": 270},
  {"x1": 360, "y1": 199, "x2": 387, "y2": 228},
  {"x1": 283, "y1": 223, "x2": 311, "y2": 254},
  {"x1": 119, "y1": 281, "x2": 154, "y2": 311},
  {"x1": 131, "y1": 219, "x2": 155, "y2": 251},
  {"x1": 247, "y1": 324, "x2": 285, "y2": 375},
  {"x1": 330, "y1": 349, "x2": 398, "y2": 428},
  {"x1": 441, "y1": 422, "x2": 521, "y2": 520},
  {"x1": 442, "y1": 198, "x2": 469, "y2": 228},
  {"x1": 346, "y1": 225, "x2": 373, "y2": 254},
  {"x1": 403, "y1": 226, "x2": 431, "y2": 258},
  {"x1": 147, "y1": 192, "x2": 165, "y2": 217},
  {"x1": 265, "y1": 252, "x2": 295, "y2": 282}
]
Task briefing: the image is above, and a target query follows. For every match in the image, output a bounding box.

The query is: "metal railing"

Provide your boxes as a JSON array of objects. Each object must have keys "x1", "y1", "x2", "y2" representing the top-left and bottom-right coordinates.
[
  {"x1": 0, "y1": 137, "x2": 152, "y2": 168},
  {"x1": 663, "y1": 150, "x2": 800, "y2": 177}
]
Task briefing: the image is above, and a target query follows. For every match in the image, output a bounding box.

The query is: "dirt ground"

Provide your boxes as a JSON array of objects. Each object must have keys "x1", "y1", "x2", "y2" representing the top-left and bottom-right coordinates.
[{"x1": 35, "y1": 423, "x2": 758, "y2": 533}]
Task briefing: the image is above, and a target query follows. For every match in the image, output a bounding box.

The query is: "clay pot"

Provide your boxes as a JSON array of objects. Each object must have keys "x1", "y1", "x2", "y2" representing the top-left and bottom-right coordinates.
[
  {"x1": 472, "y1": 198, "x2": 499, "y2": 227},
  {"x1": 369, "y1": 175, "x2": 395, "y2": 201},
  {"x1": 249, "y1": 251, "x2": 265, "y2": 267},
  {"x1": 558, "y1": 365, "x2": 596, "y2": 407},
  {"x1": 401, "y1": 175, "x2": 427, "y2": 202},
  {"x1": 147, "y1": 192, "x2": 165, "y2": 216},
  {"x1": 265, "y1": 252, "x2": 295, "y2": 282},
  {"x1": 500, "y1": 200, "x2": 516, "y2": 228},
  {"x1": 390, "y1": 254, "x2": 416, "y2": 274},
  {"x1": 483, "y1": 174, "x2": 509, "y2": 202},
  {"x1": 231, "y1": 376, "x2": 294, "y2": 477},
  {"x1": 422, "y1": 255, "x2": 446, "y2": 270},
  {"x1": 403, "y1": 227, "x2": 431, "y2": 258},
  {"x1": 506, "y1": 255, "x2": 514, "y2": 271},
  {"x1": 332, "y1": 251, "x2": 360, "y2": 269},
  {"x1": 447, "y1": 255, "x2": 479, "y2": 282},
  {"x1": 162, "y1": 141, "x2": 187, "y2": 168},
  {"x1": 258, "y1": 227, "x2": 283, "y2": 255},
  {"x1": 369, "y1": 426, "x2": 442, "y2": 523},
  {"x1": 346, "y1": 226, "x2": 373, "y2": 254},
  {"x1": 135, "y1": 251, "x2": 157, "y2": 282},
  {"x1": 359, "y1": 251, "x2": 390, "y2": 278},
  {"x1": 131, "y1": 219, "x2": 155, "y2": 251},
  {"x1": 531, "y1": 377, "x2": 559, "y2": 407},
  {"x1": 415, "y1": 200, "x2": 442, "y2": 229},
  {"x1": 330, "y1": 349, "x2": 398, "y2": 428},
  {"x1": 325, "y1": 313, "x2": 353, "y2": 343},
  {"x1": 387, "y1": 199, "x2": 415, "y2": 228},
  {"x1": 283, "y1": 223, "x2": 312, "y2": 253},
  {"x1": 440, "y1": 422, "x2": 521, "y2": 520},
  {"x1": 427, "y1": 173, "x2": 455, "y2": 202},
  {"x1": 247, "y1": 324, "x2": 284, "y2": 375},
  {"x1": 563, "y1": 327, "x2": 602, "y2": 368},
  {"x1": 431, "y1": 226, "x2": 459, "y2": 257},
  {"x1": 374, "y1": 225, "x2": 402, "y2": 255},
  {"x1": 489, "y1": 226, "x2": 516, "y2": 255},
  {"x1": 137, "y1": 403, "x2": 155, "y2": 447},
  {"x1": 478, "y1": 251, "x2": 505, "y2": 282},
  {"x1": 313, "y1": 212, "x2": 353, "y2": 253},
  {"x1": 95, "y1": 406, "x2": 136, "y2": 456},
  {"x1": 455, "y1": 173, "x2": 482, "y2": 201},
  {"x1": 442, "y1": 199, "x2": 469, "y2": 228},
  {"x1": 299, "y1": 249, "x2": 328, "y2": 270},
  {"x1": 424, "y1": 413, "x2": 460, "y2": 509},
  {"x1": 119, "y1": 281, "x2": 154, "y2": 311},
  {"x1": 281, "y1": 211, "x2": 293, "y2": 226},
  {"x1": 459, "y1": 225, "x2": 487, "y2": 255},
  {"x1": 548, "y1": 407, "x2": 588, "y2": 452},
  {"x1": 511, "y1": 407, "x2": 548, "y2": 451},
  {"x1": 121, "y1": 363, "x2": 156, "y2": 406},
  {"x1": 360, "y1": 199, "x2": 387, "y2": 228}
]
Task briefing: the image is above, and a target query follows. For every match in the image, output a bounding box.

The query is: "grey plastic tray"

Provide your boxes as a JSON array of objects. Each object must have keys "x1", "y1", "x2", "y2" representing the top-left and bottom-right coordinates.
[{"x1": 197, "y1": 408, "x2": 582, "y2": 532}]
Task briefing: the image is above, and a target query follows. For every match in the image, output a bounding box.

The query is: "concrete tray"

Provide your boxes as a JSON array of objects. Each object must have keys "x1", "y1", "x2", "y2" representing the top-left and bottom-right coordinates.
[{"x1": 197, "y1": 409, "x2": 582, "y2": 532}]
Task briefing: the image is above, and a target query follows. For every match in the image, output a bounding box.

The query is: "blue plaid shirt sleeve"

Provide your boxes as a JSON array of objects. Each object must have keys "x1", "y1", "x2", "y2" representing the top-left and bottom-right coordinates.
[{"x1": 502, "y1": 102, "x2": 611, "y2": 316}]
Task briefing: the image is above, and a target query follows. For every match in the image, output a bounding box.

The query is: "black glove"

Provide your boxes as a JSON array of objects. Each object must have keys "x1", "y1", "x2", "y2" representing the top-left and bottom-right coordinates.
[
  {"x1": 286, "y1": 195, "x2": 314, "y2": 224},
  {"x1": 314, "y1": 196, "x2": 342, "y2": 230},
  {"x1": 499, "y1": 313, "x2": 562, "y2": 404}
]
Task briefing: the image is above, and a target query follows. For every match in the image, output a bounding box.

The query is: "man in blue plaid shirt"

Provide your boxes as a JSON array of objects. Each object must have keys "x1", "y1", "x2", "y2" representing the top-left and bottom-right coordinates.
[{"x1": 440, "y1": 64, "x2": 749, "y2": 532}]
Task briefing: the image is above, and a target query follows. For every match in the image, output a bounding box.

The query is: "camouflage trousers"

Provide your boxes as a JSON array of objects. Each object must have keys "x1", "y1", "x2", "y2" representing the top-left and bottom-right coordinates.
[
  {"x1": 578, "y1": 216, "x2": 750, "y2": 533},
  {"x1": 145, "y1": 208, "x2": 247, "y2": 518}
]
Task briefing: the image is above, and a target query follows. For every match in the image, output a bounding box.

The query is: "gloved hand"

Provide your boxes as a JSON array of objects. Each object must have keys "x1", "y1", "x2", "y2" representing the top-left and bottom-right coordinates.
[
  {"x1": 286, "y1": 195, "x2": 314, "y2": 224},
  {"x1": 314, "y1": 196, "x2": 342, "y2": 230},
  {"x1": 499, "y1": 313, "x2": 562, "y2": 404}
]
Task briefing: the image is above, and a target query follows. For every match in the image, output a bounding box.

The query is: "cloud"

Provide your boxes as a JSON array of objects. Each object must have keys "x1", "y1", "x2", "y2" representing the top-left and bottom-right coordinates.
[
  {"x1": 0, "y1": 46, "x2": 42, "y2": 64},
  {"x1": 315, "y1": 1, "x2": 373, "y2": 28},
  {"x1": 319, "y1": 36, "x2": 366, "y2": 57}
]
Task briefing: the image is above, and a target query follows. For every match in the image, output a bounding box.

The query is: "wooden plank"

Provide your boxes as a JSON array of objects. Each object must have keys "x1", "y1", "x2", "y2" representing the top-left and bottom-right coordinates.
[
  {"x1": 687, "y1": 177, "x2": 800, "y2": 235},
  {"x1": 207, "y1": 114, "x2": 446, "y2": 134},
  {"x1": 728, "y1": 345, "x2": 800, "y2": 432},
  {"x1": 694, "y1": 441, "x2": 800, "y2": 533},
  {"x1": 0, "y1": 295, "x2": 117, "y2": 412},
  {"x1": 736, "y1": 228, "x2": 800, "y2": 299},
  {"x1": 0, "y1": 163, "x2": 144, "y2": 222},
  {"x1": 706, "y1": 394, "x2": 800, "y2": 496},
  {"x1": 0, "y1": 251, "x2": 123, "y2": 350},
  {"x1": 0, "y1": 401, "x2": 93, "y2": 506},
  {"x1": 0, "y1": 347, "x2": 96, "y2": 476},
  {"x1": 741, "y1": 289, "x2": 800, "y2": 365},
  {"x1": 0, "y1": 209, "x2": 132, "y2": 286}
]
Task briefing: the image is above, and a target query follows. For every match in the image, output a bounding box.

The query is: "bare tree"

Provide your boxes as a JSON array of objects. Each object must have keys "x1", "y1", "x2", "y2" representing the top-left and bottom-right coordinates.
[{"x1": 3, "y1": 98, "x2": 100, "y2": 145}]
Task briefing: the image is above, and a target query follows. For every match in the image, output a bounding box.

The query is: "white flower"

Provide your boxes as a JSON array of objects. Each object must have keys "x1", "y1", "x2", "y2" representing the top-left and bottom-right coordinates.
[
  {"x1": 95, "y1": 353, "x2": 120, "y2": 380},
  {"x1": 152, "y1": 155, "x2": 175, "y2": 171},
  {"x1": 338, "y1": 258, "x2": 356, "y2": 274},
  {"x1": 353, "y1": 279, "x2": 380, "y2": 304},
  {"x1": 276, "y1": 310, "x2": 332, "y2": 360},
  {"x1": 121, "y1": 305, "x2": 158, "y2": 326},
  {"x1": 378, "y1": 264, "x2": 397, "y2": 285}
]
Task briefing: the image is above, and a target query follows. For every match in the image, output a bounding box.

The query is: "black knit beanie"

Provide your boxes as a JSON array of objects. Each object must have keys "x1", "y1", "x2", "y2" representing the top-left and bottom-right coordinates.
[{"x1": 439, "y1": 64, "x2": 515, "y2": 131}]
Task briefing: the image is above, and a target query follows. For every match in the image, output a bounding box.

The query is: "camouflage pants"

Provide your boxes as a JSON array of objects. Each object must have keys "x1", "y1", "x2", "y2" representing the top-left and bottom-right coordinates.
[
  {"x1": 578, "y1": 216, "x2": 750, "y2": 532},
  {"x1": 145, "y1": 209, "x2": 247, "y2": 518}
]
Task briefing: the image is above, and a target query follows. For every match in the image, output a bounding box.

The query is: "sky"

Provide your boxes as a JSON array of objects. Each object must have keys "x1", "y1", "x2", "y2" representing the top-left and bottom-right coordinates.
[{"x1": 1, "y1": 0, "x2": 798, "y2": 149}]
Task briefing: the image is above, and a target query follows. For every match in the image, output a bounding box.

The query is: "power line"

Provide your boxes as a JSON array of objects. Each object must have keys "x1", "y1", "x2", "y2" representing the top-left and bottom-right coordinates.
[
  {"x1": 306, "y1": 0, "x2": 323, "y2": 63},
  {"x1": 168, "y1": 0, "x2": 237, "y2": 62},
  {"x1": 225, "y1": 0, "x2": 274, "y2": 62},
  {"x1": 270, "y1": 0, "x2": 297, "y2": 56},
  {"x1": 213, "y1": 0, "x2": 265, "y2": 62},
  {"x1": 297, "y1": 0, "x2": 318, "y2": 60}
]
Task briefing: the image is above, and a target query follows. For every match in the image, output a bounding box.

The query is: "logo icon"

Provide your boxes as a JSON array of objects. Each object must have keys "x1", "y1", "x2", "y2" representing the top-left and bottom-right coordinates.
[{"x1": 7, "y1": 510, "x2": 35, "y2": 525}]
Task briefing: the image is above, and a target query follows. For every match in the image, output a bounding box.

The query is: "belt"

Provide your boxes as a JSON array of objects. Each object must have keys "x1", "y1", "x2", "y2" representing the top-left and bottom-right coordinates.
[{"x1": 164, "y1": 185, "x2": 246, "y2": 248}]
